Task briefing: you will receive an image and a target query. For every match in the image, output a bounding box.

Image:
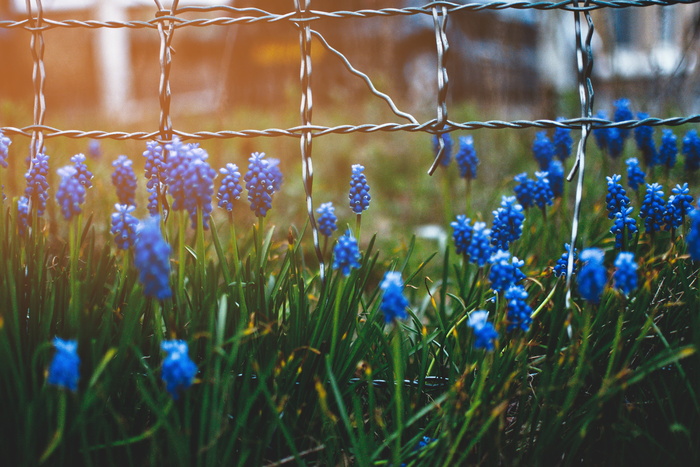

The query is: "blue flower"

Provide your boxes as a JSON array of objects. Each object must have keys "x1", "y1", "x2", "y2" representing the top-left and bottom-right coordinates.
[
  {"x1": 268, "y1": 158, "x2": 284, "y2": 193},
  {"x1": 467, "y1": 310, "x2": 498, "y2": 351},
  {"x1": 553, "y1": 119, "x2": 573, "y2": 161},
  {"x1": 110, "y1": 204, "x2": 139, "y2": 250},
  {"x1": 505, "y1": 285, "x2": 533, "y2": 332},
  {"x1": 532, "y1": 131, "x2": 554, "y2": 170},
  {"x1": 56, "y1": 166, "x2": 86, "y2": 221},
  {"x1": 17, "y1": 196, "x2": 29, "y2": 236},
  {"x1": 88, "y1": 139, "x2": 102, "y2": 159},
  {"x1": 577, "y1": 248, "x2": 607, "y2": 304},
  {"x1": 639, "y1": 183, "x2": 666, "y2": 234},
  {"x1": 533, "y1": 171, "x2": 554, "y2": 211},
  {"x1": 490, "y1": 195, "x2": 524, "y2": 251},
  {"x1": 553, "y1": 243, "x2": 578, "y2": 278},
  {"x1": 455, "y1": 135, "x2": 478, "y2": 180},
  {"x1": 316, "y1": 202, "x2": 338, "y2": 237},
  {"x1": 606, "y1": 174, "x2": 630, "y2": 220},
  {"x1": 332, "y1": 230, "x2": 361, "y2": 276},
  {"x1": 547, "y1": 160, "x2": 565, "y2": 198},
  {"x1": 593, "y1": 111, "x2": 609, "y2": 152},
  {"x1": 613, "y1": 98, "x2": 633, "y2": 141},
  {"x1": 513, "y1": 173, "x2": 535, "y2": 209},
  {"x1": 217, "y1": 163, "x2": 243, "y2": 212},
  {"x1": 0, "y1": 131, "x2": 11, "y2": 168},
  {"x1": 245, "y1": 152, "x2": 276, "y2": 217},
  {"x1": 143, "y1": 140, "x2": 167, "y2": 183},
  {"x1": 134, "y1": 216, "x2": 172, "y2": 300},
  {"x1": 182, "y1": 154, "x2": 217, "y2": 229},
  {"x1": 613, "y1": 251, "x2": 638, "y2": 295},
  {"x1": 165, "y1": 137, "x2": 195, "y2": 212},
  {"x1": 682, "y1": 129, "x2": 700, "y2": 172},
  {"x1": 451, "y1": 215, "x2": 473, "y2": 255},
  {"x1": 611, "y1": 206, "x2": 638, "y2": 250},
  {"x1": 70, "y1": 153, "x2": 93, "y2": 189},
  {"x1": 687, "y1": 209, "x2": 700, "y2": 260},
  {"x1": 379, "y1": 271, "x2": 409, "y2": 323},
  {"x1": 663, "y1": 183, "x2": 694, "y2": 231},
  {"x1": 489, "y1": 249, "x2": 525, "y2": 293},
  {"x1": 111, "y1": 155, "x2": 137, "y2": 206},
  {"x1": 349, "y1": 164, "x2": 371, "y2": 214},
  {"x1": 607, "y1": 127, "x2": 624, "y2": 159},
  {"x1": 658, "y1": 129, "x2": 677, "y2": 169},
  {"x1": 24, "y1": 153, "x2": 50, "y2": 217},
  {"x1": 432, "y1": 133, "x2": 453, "y2": 167},
  {"x1": 634, "y1": 112, "x2": 657, "y2": 166},
  {"x1": 625, "y1": 158, "x2": 645, "y2": 191},
  {"x1": 47, "y1": 337, "x2": 79, "y2": 391},
  {"x1": 161, "y1": 340, "x2": 197, "y2": 400},
  {"x1": 467, "y1": 222, "x2": 493, "y2": 267}
]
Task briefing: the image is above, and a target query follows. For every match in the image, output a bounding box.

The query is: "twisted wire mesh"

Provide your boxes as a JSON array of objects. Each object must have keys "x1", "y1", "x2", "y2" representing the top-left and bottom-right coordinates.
[{"x1": 2, "y1": 0, "x2": 699, "y2": 294}]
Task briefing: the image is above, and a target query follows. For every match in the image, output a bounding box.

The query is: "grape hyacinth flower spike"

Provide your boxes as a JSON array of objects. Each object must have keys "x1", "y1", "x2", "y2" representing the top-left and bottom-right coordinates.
[
  {"x1": 593, "y1": 111, "x2": 609, "y2": 152},
  {"x1": 332, "y1": 230, "x2": 361, "y2": 276},
  {"x1": 489, "y1": 249, "x2": 525, "y2": 293},
  {"x1": 553, "y1": 243, "x2": 578, "y2": 279},
  {"x1": 687, "y1": 208, "x2": 700, "y2": 260},
  {"x1": 0, "y1": 130, "x2": 11, "y2": 168},
  {"x1": 547, "y1": 160, "x2": 565, "y2": 198},
  {"x1": 349, "y1": 164, "x2": 371, "y2": 214},
  {"x1": 613, "y1": 98, "x2": 633, "y2": 142},
  {"x1": 379, "y1": 271, "x2": 409, "y2": 323},
  {"x1": 577, "y1": 248, "x2": 607, "y2": 304},
  {"x1": 634, "y1": 112, "x2": 657, "y2": 166},
  {"x1": 533, "y1": 171, "x2": 554, "y2": 213},
  {"x1": 24, "y1": 153, "x2": 50, "y2": 217},
  {"x1": 111, "y1": 204, "x2": 139, "y2": 250},
  {"x1": 70, "y1": 153, "x2": 93, "y2": 189},
  {"x1": 682, "y1": 129, "x2": 700, "y2": 172},
  {"x1": 217, "y1": 163, "x2": 243, "y2": 212},
  {"x1": 663, "y1": 184, "x2": 694, "y2": 233},
  {"x1": 490, "y1": 196, "x2": 524, "y2": 252},
  {"x1": 639, "y1": 183, "x2": 665, "y2": 235},
  {"x1": 455, "y1": 135, "x2": 478, "y2": 181},
  {"x1": 17, "y1": 196, "x2": 29, "y2": 236},
  {"x1": 467, "y1": 310, "x2": 498, "y2": 351},
  {"x1": 451, "y1": 215, "x2": 473, "y2": 256},
  {"x1": 625, "y1": 158, "x2": 645, "y2": 191},
  {"x1": 606, "y1": 174, "x2": 630, "y2": 220},
  {"x1": 47, "y1": 337, "x2": 80, "y2": 391},
  {"x1": 658, "y1": 129, "x2": 677, "y2": 169},
  {"x1": 161, "y1": 340, "x2": 197, "y2": 400},
  {"x1": 513, "y1": 173, "x2": 535, "y2": 209},
  {"x1": 134, "y1": 216, "x2": 172, "y2": 300},
  {"x1": 611, "y1": 206, "x2": 638, "y2": 250},
  {"x1": 316, "y1": 202, "x2": 338, "y2": 238},
  {"x1": 613, "y1": 251, "x2": 638, "y2": 296},
  {"x1": 88, "y1": 139, "x2": 102, "y2": 159},
  {"x1": 56, "y1": 166, "x2": 86, "y2": 221},
  {"x1": 143, "y1": 141, "x2": 166, "y2": 216},
  {"x1": 111, "y1": 155, "x2": 137, "y2": 206},
  {"x1": 532, "y1": 131, "x2": 554, "y2": 170},
  {"x1": 553, "y1": 119, "x2": 573, "y2": 162},
  {"x1": 432, "y1": 133, "x2": 453, "y2": 167},
  {"x1": 245, "y1": 152, "x2": 275, "y2": 218},
  {"x1": 467, "y1": 221, "x2": 493, "y2": 267},
  {"x1": 505, "y1": 285, "x2": 533, "y2": 332},
  {"x1": 182, "y1": 153, "x2": 217, "y2": 230}
]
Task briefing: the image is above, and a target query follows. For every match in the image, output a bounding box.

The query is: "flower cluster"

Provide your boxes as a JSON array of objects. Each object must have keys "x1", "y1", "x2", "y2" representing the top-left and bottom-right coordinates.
[
  {"x1": 56, "y1": 166, "x2": 86, "y2": 220},
  {"x1": 490, "y1": 196, "x2": 524, "y2": 251},
  {"x1": 505, "y1": 285, "x2": 532, "y2": 332},
  {"x1": 625, "y1": 158, "x2": 645, "y2": 191},
  {"x1": 47, "y1": 337, "x2": 80, "y2": 391},
  {"x1": 245, "y1": 152, "x2": 277, "y2": 217},
  {"x1": 17, "y1": 196, "x2": 29, "y2": 236},
  {"x1": 432, "y1": 133, "x2": 453, "y2": 167},
  {"x1": 467, "y1": 310, "x2": 498, "y2": 351},
  {"x1": 548, "y1": 160, "x2": 565, "y2": 198},
  {"x1": 332, "y1": 230, "x2": 361, "y2": 276},
  {"x1": 467, "y1": 222, "x2": 493, "y2": 267},
  {"x1": 88, "y1": 139, "x2": 102, "y2": 159},
  {"x1": 553, "y1": 243, "x2": 577, "y2": 278},
  {"x1": 532, "y1": 131, "x2": 554, "y2": 170},
  {"x1": 451, "y1": 215, "x2": 473, "y2": 255},
  {"x1": 316, "y1": 202, "x2": 338, "y2": 238},
  {"x1": 217, "y1": 163, "x2": 243, "y2": 212},
  {"x1": 639, "y1": 183, "x2": 665, "y2": 234},
  {"x1": 110, "y1": 204, "x2": 139, "y2": 250},
  {"x1": 658, "y1": 129, "x2": 677, "y2": 169},
  {"x1": 111, "y1": 155, "x2": 137, "y2": 206},
  {"x1": 24, "y1": 153, "x2": 50, "y2": 217},
  {"x1": 513, "y1": 173, "x2": 535, "y2": 209},
  {"x1": 683, "y1": 129, "x2": 700, "y2": 172},
  {"x1": 161, "y1": 340, "x2": 197, "y2": 400},
  {"x1": 533, "y1": 171, "x2": 554, "y2": 210},
  {"x1": 379, "y1": 271, "x2": 409, "y2": 323},
  {"x1": 613, "y1": 98, "x2": 633, "y2": 142},
  {"x1": 577, "y1": 248, "x2": 606, "y2": 304},
  {"x1": 134, "y1": 216, "x2": 172, "y2": 300},
  {"x1": 687, "y1": 209, "x2": 700, "y2": 260},
  {"x1": 143, "y1": 141, "x2": 166, "y2": 216},
  {"x1": 71, "y1": 153, "x2": 93, "y2": 189},
  {"x1": 0, "y1": 131, "x2": 11, "y2": 168},
  {"x1": 268, "y1": 158, "x2": 284, "y2": 192},
  {"x1": 349, "y1": 164, "x2": 371, "y2": 214},
  {"x1": 606, "y1": 174, "x2": 630, "y2": 219},
  {"x1": 611, "y1": 206, "x2": 638, "y2": 250},
  {"x1": 663, "y1": 183, "x2": 694, "y2": 232},
  {"x1": 633, "y1": 112, "x2": 656, "y2": 166},
  {"x1": 553, "y1": 120, "x2": 573, "y2": 161},
  {"x1": 455, "y1": 135, "x2": 478, "y2": 180},
  {"x1": 489, "y1": 250, "x2": 525, "y2": 293},
  {"x1": 165, "y1": 138, "x2": 197, "y2": 212},
  {"x1": 182, "y1": 155, "x2": 217, "y2": 229},
  {"x1": 613, "y1": 251, "x2": 638, "y2": 295}
]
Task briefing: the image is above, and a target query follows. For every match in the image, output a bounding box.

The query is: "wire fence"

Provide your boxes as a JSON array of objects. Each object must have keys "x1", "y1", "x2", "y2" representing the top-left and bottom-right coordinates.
[{"x1": 2, "y1": 0, "x2": 700, "y2": 281}]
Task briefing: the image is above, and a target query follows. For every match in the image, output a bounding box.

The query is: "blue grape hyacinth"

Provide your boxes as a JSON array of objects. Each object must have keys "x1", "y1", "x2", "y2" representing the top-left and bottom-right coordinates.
[
  {"x1": 489, "y1": 249, "x2": 525, "y2": 293},
  {"x1": 332, "y1": 230, "x2": 361, "y2": 276},
  {"x1": 349, "y1": 164, "x2": 371, "y2": 214},
  {"x1": 17, "y1": 196, "x2": 29, "y2": 236},
  {"x1": 432, "y1": 133, "x2": 453, "y2": 167},
  {"x1": 467, "y1": 310, "x2": 498, "y2": 351},
  {"x1": 88, "y1": 139, "x2": 102, "y2": 159},
  {"x1": 553, "y1": 119, "x2": 573, "y2": 161},
  {"x1": 316, "y1": 202, "x2": 338, "y2": 238},
  {"x1": 245, "y1": 152, "x2": 276, "y2": 217},
  {"x1": 134, "y1": 216, "x2": 172, "y2": 300},
  {"x1": 687, "y1": 208, "x2": 700, "y2": 260},
  {"x1": 577, "y1": 248, "x2": 607, "y2": 304},
  {"x1": 0, "y1": 131, "x2": 11, "y2": 168},
  {"x1": 613, "y1": 98, "x2": 633, "y2": 141},
  {"x1": 110, "y1": 204, "x2": 139, "y2": 250},
  {"x1": 505, "y1": 285, "x2": 533, "y2": 332},
  {"x1": 532, "y1": 131, "x2": 554, "y2": 170},
  {"x1": 513, "y1": 173, "x2": 535, "y2": 209},
  {"x1": 379, "y1": 271, "x2": 409, "y2": 323},
  {"x1": 663, "y1": 184, "x2": 694, "y2": 232},
  {"x1": 682, "y1": 129, "x2": 700, "y2": 172},
  {"x1": 451, "y1": 215, "x2": 473, "y2": 255},
  {"x1": 490, "y1": 195, "x2": 524, "y2": 251},
  {"x1": 613, "y1": 251, "x2": 638, "y2": 295},
  {"x1": 593, "y1": 111, "x2": 609, "y2": 152},
  {"x1": 111, "y1": 155, "x2": 137, "y2": 206},
  {"x1": 143, "y1": 141, "x2": 167, "y2": 216},
  {"x1": 268, "y1": 158, "x2": 284, "y2": 193},
  {"x1": 606, "y1": 174, "x2": 630, "y2": 220},
  {"x1": 182, "y1": 155, "x2": 217, "y2": 229},
  {"x1": 217, "y1": 163, "x2": 243, "y2": 212},
  {"x1": 634, "y1": 112, "x2": 657, "y2": 166},
  {"x1": 161, "y1": 340, "x2": 197, "y2": 400},
  {"x1": 658, "y1": 129, "x2": 677, "y2": 169},
  {"x1": 625, "y1": 158, "x2": 645, "y2": 191},
  {"x1": 56, "y1": 166, "x2": 86, "y2": 221},
  {"x1": 47, "y1": 337, "x2": 79, "y2": 391},
  {"x1": 24, "y1": 153, "x2": 50, "y2": 217},
  {"x1": 533, "y1": 171, "x2": 554, "y2": 211},
  {"x1": 467, "y1": 222, "x2": 493, "y2": 267},
  {"x1": 611, "y1": 206, "x2": 638, "y2": 250},
  {"x1": 455, "y1": 135, "x2": 478, "y2": 180},
  {"x1": 607, "y1": 128, "x2": 624, "y2": 159},
  {"x1": 639, "y1": 183, "x2": 666, "y2": 234},
  {"x1": 71, "y1": 153, "x2": 93, "y2": 189},
  {"x1": 553, "y1": 243, "x2": 578, "y2": 279},
  {"x1": 547, "y1": 160, "x2": 565, "y2": 198}
]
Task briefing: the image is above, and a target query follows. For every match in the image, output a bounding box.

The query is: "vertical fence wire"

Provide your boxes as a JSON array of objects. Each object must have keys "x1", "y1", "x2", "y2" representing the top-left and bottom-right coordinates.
[
  {"x1": 155, "y1": 0, "x2": 179, "y2": 142},
  {"x1": 428, "y1": 5, "x2": 450, "y2": 176},
  {"x1": 26, "y1": 0, "x2": 46, "y2": 161}
]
